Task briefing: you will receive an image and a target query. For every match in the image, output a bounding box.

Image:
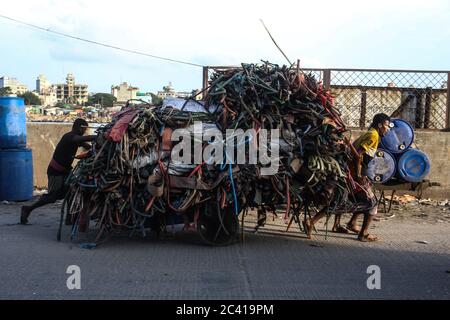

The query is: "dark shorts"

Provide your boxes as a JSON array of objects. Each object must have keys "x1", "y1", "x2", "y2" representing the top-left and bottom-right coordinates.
[
  {"x1": 355, "y1": 188, "x2": 378, "y2": 216},
  {"x1": 48, "y1": 175, "x2": 68, "y2": 200}
]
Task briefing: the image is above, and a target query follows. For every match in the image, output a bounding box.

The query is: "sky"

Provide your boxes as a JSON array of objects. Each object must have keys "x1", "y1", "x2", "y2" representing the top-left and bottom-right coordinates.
[{"x1": 0, "y1": 0, "x2": 449, "y2": 94}]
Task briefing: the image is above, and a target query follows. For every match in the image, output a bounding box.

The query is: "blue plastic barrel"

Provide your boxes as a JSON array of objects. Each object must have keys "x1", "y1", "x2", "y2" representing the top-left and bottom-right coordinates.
[
  {"x1": 366, "y1": 149, "x2": 396, "y2": 183},
  {"x1": 0, "y1": 97, "x2": 27, "y2": 149},
  {"x1": 381, "y1": 119, "x2": 414, "y2": 154},
  {"x1": 0, "y1": 148, "x2": 33, "y2": 201},
  {"x1": 397, "y1": 149, "x2": 430, "y2": 183}
]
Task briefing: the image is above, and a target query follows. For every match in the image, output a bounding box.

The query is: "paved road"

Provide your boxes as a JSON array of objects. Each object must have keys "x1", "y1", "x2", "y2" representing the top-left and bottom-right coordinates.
[{"x1": 0, "y1": 201, "x2": 449, "y2": 299}]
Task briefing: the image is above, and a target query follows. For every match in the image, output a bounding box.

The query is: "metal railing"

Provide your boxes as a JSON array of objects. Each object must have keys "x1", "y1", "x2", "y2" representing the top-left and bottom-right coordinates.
[{"x1": 202, "y1": 66, "x2": 450, "y2": 130}]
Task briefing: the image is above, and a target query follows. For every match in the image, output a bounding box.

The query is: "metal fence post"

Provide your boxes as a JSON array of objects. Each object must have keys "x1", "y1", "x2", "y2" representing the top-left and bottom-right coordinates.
[
  {"x1": 415, "y1": 90, "x2": 424, "y2": 129},
  {"x1": 323, "y1": 69, "x2": 331, "y2": 90},
  {"x1": 424, "y1": 87, "x2": 432, "y2": 129},
  {"x1": 447, "y1": 72, "x2": 450, "y2": 129},
  {"x1": 202, "y1": 66, "x2": 209, "y2": 96},
  {"x1": 360, "y1": 88, "x2": 367, "y2": 128}
]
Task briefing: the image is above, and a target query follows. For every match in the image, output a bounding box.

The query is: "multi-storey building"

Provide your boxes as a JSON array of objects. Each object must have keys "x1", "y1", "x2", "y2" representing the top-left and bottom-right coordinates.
[
  {"x1": 36, "y1": 74, "x2": 57, "y2": 106},
  {"x1": 157, "y1": 82, "x2": 191, "y2": 99},
  {"x1": 36, "y1": 74, "x2": 51, "y2": 93},
  {"x1": 0, "y1": 76, "x2": 28, "y2": 95},
  {"x1": 55, "y1": 74, "x2": 88, "y2": 105},
  {"x1": 111, "y1": 82, "x2": 139, "y2": 103}
]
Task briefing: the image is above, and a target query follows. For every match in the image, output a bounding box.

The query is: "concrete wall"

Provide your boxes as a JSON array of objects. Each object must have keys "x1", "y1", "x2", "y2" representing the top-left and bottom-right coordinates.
[
  {"x1": 26, "y1": 123, "x2": 95, "y2": 188},
  {"x1": 26, "y1": 123, "x2": 450, "y2": 199}
]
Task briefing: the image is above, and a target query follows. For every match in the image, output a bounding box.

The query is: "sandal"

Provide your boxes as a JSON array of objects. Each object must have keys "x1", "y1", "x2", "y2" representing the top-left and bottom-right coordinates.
[
  {"x1": 346, "y1": 223, "x2": 361, "y2": 234},
  {"x1": 358, "y1": 234, "x2": 379, "y2": 242},
  {"x1": 332, "y1": 225, "x2": 350, "y2": 234}
]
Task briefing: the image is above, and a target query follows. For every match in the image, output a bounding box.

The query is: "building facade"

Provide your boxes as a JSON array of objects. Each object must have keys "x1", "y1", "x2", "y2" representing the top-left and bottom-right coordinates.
[
  {"x1": 157, "y1": 82, "x2": 191, "y2": 99},
  {"x1": 111, "y1": 82, "x2": 139, "y2": 103},
  {"x1": 55, "y1": 74, "x2": 88, "y2": 105},
  {"x1": 0, "y1": 76, "x2": 28, "y2": 95},
  {"x1": 36, "y1": 74, "x2": 57, "y2": 106},
  {"x1": 36, "y1": 74, "x2": 51, "y2": 93}
]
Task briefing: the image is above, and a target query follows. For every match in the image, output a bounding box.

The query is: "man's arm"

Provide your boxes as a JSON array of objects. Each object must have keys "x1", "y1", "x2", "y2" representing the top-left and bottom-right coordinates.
[
  {"x1": 80, "y1": 142, "x2": 92, "y2": 150},
  {"x1": 72, "y1": 135, "x2": 97, "y2": 144},
  {"x1": 344, "y1": 136, "x2": 360, "y2": 161},
  {"x1": 355, "y1": 147, "x2": 365, "y2": 180},
  {"x1": 345, "y1": 137, "x2": 364, "y2": 179}
]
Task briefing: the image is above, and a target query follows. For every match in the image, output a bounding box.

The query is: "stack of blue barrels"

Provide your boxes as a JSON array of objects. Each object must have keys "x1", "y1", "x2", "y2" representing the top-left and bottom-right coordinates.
[
  {"x1": 0, "y1": 97, "x2": 33, "y2": 201},
  {"x1": 366, "y1": 118, "x2": 431, "y2": 184}
]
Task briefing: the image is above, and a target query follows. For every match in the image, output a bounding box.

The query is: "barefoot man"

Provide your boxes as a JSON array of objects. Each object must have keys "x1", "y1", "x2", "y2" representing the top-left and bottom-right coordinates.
[
  {"x1": 20, "y1": 118, "x2": 96, "y2": 224},
  {"x1": 306, "y1": 113, "x2": 391, "y2": 242}
]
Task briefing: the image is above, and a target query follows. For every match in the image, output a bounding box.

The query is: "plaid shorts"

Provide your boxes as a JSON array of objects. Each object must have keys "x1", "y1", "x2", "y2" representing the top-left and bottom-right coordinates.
[{"x1": 355, "y1": 188, "x2": 378, "y2": 216}]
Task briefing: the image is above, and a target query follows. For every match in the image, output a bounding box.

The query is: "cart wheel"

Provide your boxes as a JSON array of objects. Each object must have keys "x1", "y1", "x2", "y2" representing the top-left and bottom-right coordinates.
[{"x1": 197, "y1": 202, "x2": 239, "y2": 246}]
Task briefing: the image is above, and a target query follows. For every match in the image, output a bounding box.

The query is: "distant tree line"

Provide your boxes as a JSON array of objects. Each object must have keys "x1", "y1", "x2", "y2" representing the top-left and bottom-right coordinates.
[
  {"x1": 0, "y1": 87, "x2": 165, "y2": 107},
  {"x1": 87, "y1": 93, "x2": 117, "y2": 108},
  {"x1": 19, "y1": 92, "x2": 41, "y2": 105},
  {"x1": 0, "y1": 87, "x2": 12, "y2": 97},
  {"x1": 0, "y1": 87, "x2": 41, "y2": 105}
]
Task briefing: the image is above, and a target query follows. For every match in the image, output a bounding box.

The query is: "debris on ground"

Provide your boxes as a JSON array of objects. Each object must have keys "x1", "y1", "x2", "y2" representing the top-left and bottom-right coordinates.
[
  {"x1": 438, "y1": 199, "x2": 449, "y2": 206},
  {"x1": 393, "y1": 194, "x2": 418, "y2": 204},
  {"x1": 418, "y1": 198, "x2": 434, "y2": 205}
]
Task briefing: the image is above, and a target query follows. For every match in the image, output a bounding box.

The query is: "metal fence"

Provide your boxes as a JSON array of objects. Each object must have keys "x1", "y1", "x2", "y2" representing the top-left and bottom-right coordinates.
[{"x1": 202, "y1": 66, "x2": 450, "y2": 130}]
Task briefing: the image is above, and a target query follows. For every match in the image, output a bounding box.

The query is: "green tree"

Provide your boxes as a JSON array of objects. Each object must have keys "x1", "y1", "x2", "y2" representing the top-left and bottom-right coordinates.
[
  {"x1": 88, "y1": 93, "x2": 117, "y2": 108},
  {"x1": 0, "y1": 87, "x2": 12, "y2": 96},
  {"x1": 18, "y1": 91, "x2": 41, "y2": 105},
  {"x1": 55, "y1": 101, "x2": 65, "y2": 108}
]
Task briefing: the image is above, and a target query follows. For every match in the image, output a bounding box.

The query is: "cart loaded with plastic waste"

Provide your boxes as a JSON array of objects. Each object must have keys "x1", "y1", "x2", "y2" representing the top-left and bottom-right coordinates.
[{"x1": 58, "y1": 61, "x2": 372, "y2": 246}]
